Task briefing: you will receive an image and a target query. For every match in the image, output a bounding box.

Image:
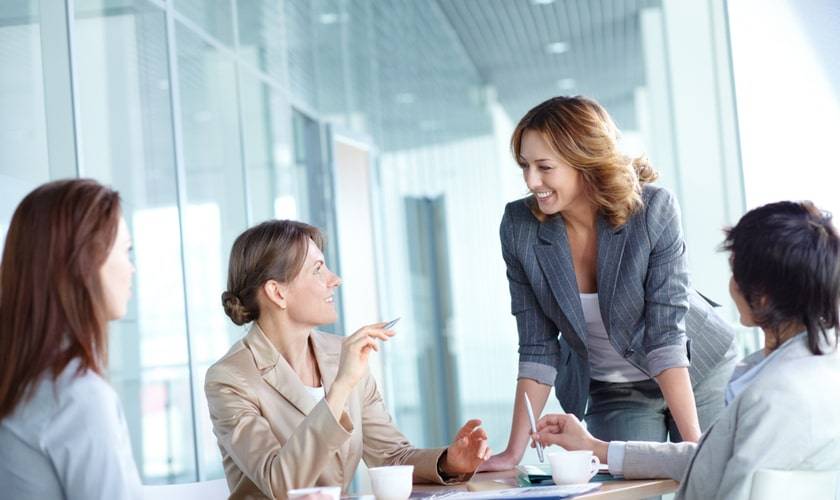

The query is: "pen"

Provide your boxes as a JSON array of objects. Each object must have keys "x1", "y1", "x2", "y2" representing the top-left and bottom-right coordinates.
[
  {"x1": 524, "y1": 392, "x2": 544, "y2": 463},
  {"x1": 382, "y1": 317, "x2": 400, "y2": 330}
]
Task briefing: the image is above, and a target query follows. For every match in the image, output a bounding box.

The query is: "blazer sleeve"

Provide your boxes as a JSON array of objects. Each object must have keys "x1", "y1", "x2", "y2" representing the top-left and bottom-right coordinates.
[
  {"x1": 204, "y1": 372, "x2": 353, "y2": 497},
  {"x1": 500, "y1": 208, "x2": 563, "y2": 386},
  {"x1": 621, "y1": 440, "x2": 698, "y2": 481},
  {"x1": 642, "y1": 188, "x2": 691, "y2": 376},
  {"x1": 359, "y1": 372, "x2": 470, "y2": 485}
]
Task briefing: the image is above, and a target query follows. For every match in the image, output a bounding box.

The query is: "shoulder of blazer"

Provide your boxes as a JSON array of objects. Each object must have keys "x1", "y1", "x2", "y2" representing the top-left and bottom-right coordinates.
[
  {"x1": 503, "y1": 197, "x2": 537, "y2": 222},
  {"x1": 639, "y1": 184, "x2": 679, "y2": 223},
  {"x1": 204, "y1": 339, "x2": 255, "y2": 389},
  {"x1": 501, "y1": 197, "x2": 539, "y2": 236},
  {"x1": 633, "y1": 184, "x2": 680, "y2": 245}
]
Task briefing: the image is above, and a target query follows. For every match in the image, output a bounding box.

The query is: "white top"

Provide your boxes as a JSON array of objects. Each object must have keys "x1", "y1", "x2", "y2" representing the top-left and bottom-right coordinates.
[
  {"x1": 580, "y1": 293, "x2": 649, "y2": 383},
  {"x1": 304, "y1": 384, "x2": 326, "y2": 402},
  {"x1": 0, "y1": 358, "x2": 142, "y2": 500}
]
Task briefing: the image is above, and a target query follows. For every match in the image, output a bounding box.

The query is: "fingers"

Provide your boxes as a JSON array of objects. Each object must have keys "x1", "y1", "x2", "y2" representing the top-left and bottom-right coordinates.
[
  {"x1": 455, "y1": 419, "x2": 483, "y2": 439},
  {"x1": 476, "y1": 440, "x2": 489, "y2": 460},
  {"x1": 536, "y1": 413, "x2": 576, "y2": 431}
]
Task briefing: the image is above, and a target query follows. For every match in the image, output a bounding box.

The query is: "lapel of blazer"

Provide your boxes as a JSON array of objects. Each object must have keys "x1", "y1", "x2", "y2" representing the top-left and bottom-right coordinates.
[
  {"x1": 595, "y1": 215, "x2": 628, "y2": 330},
  {"x1": 309, "y1": 331, "x2": 341, "y2": 396},
  {"x1": 244, "y1": 323, "x2": 318, "y2": 417},
  {"x1": 310, "y1": 331, "x2": 352, "y2": 469},
  {"x1": 534, "y1": 215, "x2": 587, "y2": 346}
]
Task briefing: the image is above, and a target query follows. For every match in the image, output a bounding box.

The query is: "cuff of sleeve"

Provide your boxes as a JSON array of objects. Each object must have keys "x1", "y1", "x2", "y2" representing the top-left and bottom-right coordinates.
[
  {"x1": 517, "y1": 361, "x2": 557, "y2": 386},
  {"x1": 607, "y1": 442, "x2": 626, "y2": 478},
  {"x1": 409, "y1": 447, "x2": 459, "y2": 484},
  {"x1": 432, "y1": 449, "x2": 476, "y2": 485},
  {"x1": 646, "y1": 344, "x2": 690, "y2": 377}
]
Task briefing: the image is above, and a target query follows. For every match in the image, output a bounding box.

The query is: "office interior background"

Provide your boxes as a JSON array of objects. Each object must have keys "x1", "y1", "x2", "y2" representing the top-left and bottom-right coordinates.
[{"x1": 1, "y1": 0, "x2": 838, "y2": 486}]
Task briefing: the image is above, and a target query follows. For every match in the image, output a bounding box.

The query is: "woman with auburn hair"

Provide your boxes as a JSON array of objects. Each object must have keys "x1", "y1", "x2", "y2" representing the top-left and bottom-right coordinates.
[
  {"x1": 0, "y1": 179, "x2": 140, "y2": 499},
  {"x1": 205, "y1": 220, "x2": 489, "y2": 499},
  {"x1": 482, "y1": 96, "x2": 737, "y2": 471},
  {"x1": 533, "y1": 201, "x2": 840, "y2": 499}
]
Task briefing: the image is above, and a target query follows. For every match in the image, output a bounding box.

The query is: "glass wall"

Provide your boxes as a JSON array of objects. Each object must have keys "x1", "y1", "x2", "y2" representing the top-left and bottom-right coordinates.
[
  {"x1": 0, "y1": 0, "x2": 50, "y2": 249},
  {"x1": 0, "y1": 0, "x2": 747, "y2": 486}
]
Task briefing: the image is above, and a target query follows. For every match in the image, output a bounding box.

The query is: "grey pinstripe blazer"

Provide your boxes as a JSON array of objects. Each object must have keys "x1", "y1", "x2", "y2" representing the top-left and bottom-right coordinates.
[{"x1": 500, "y1": 184, "x2": 735, "y2": 418}]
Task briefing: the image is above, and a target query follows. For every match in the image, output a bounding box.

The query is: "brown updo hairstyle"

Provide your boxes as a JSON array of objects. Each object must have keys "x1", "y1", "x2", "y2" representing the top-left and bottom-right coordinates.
[
  {"x1": 511, "y1": 96, "x2": 658, "y2": 227},
  {"x1": 0, "y1": 179, "x2": 121, "y2": 419},
  {"x1": 222, "y1": 220, "x2": 325, "y2": 326}
]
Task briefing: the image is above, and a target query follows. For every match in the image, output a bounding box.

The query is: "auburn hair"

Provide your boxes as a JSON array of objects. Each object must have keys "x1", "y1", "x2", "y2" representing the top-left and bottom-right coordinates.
[
  {"x1": 511, "y1": 96, "x2": 658, "y2": 227},
  {"x1": 0, "y1": 179, "x2": 121, "y2": 419}
]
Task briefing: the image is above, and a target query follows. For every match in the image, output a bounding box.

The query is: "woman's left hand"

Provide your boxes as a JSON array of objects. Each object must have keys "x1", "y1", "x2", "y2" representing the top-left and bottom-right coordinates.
[{"x1": 442, "y1": 419, "x2": 491, "y2": 475}]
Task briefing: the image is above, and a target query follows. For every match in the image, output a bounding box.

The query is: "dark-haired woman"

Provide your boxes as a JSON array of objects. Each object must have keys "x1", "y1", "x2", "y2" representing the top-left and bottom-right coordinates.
[
  {"x1": 0, "y1": 180, "x2": 141, "y2": 499},
  {"x1": 483, "y1": 96, "x2": 737, "y2": 471},
  {"x1": 205, "y1": 220, "x2": 490, "y2": 498},
  {"x1": 534, "y1": 200, "x2": 840, "y2": 499}
]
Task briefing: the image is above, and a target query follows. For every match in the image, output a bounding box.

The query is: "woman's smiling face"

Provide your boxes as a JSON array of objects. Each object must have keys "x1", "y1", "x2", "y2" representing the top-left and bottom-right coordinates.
[{"x1": 518, "y1": 129, "x2": 587, "y2": 216}]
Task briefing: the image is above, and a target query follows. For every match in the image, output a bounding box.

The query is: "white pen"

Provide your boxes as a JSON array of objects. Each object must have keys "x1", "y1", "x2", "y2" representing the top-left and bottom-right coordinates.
[
  {"x1": 524, "y1": 392, "x2": 544, "y2": 463},
  {"x1": 382, "y1": 317, "x2": 400, "y2": 330}
]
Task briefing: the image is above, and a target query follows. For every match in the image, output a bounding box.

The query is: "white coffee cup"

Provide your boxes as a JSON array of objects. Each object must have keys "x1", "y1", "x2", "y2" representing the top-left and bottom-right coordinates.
[
  {"x1": 287, "y1": 486, "x2": 341, "y2": 500},
  {"x1": 547, "y1": 450, "x2": 600, "y2": 485},
  {"x1": 368, "y1": 465, "x2": 413, "y2": 500}
]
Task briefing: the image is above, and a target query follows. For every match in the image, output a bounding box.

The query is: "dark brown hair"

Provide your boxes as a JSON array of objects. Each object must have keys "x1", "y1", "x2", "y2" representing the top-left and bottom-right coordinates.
[
  {"x1": 222, "y1": 220, "x2": 324, "y2": 325},
  {"x1": 0, "y1": 179, "x2": 122, "y2": 419},
  {"x1": 511, "y1": 96, "x2": 658, "y2": 226},
  {"x1": 722, "y1": 201, "x2": 840, "y2": 354}
]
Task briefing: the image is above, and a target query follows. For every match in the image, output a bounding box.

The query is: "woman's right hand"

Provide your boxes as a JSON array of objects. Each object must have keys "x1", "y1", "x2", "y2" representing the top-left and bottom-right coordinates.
[
  {"x1": 477, "y1": 450, "x2": 521, "y2": 472},
  {"x1": 333, "y1": 323, "x2": 395, "y2": 391}
]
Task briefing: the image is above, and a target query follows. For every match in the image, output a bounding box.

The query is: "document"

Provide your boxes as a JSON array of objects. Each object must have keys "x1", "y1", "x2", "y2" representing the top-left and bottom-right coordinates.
[{"x1": 427, "y1": 483, "x2": 601, "y2": 499}]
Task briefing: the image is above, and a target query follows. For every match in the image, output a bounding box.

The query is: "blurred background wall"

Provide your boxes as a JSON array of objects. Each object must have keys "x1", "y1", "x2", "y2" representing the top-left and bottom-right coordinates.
[{"x1": 1, "y1": 0, "x2": 836, "y2": 488}]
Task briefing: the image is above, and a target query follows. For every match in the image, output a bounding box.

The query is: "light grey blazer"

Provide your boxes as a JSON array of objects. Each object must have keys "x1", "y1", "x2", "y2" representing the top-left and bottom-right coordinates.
[
  {"x1": 0, "y1": 358, "x2": 142, "y2": 500},
  {"x1": 621, "y1": 335, "x2": 840, "y2": 499},
  {"x1": 500, "y1": 185, "x2": 735, "y2": 417}
]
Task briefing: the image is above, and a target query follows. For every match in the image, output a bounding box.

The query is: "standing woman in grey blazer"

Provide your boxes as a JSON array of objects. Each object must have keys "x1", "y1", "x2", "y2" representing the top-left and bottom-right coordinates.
[{"x1": 482, "y1": 96, "x2": 736, "y2": 471}]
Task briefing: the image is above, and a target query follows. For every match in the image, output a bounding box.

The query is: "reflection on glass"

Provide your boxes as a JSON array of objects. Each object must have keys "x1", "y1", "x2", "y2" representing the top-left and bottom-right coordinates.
[
  {"x1": 236, "y1": 0, "x2": 286, "y2": 84},
  {"x1": 174, "y1": 0, "x2": 234, "y2": 47},
  {"x1": 0, "y1": 0, "x2": 49, "y2": 184},
  {"x1": 175, "y1": 23, "x2": 248, "y2": 479},
  {"x1": 238, "y1": 71, "x2": 306, "y2": 223},
  {"x1": 74, "y1": 0, "x2": 197, "y2": 484}
]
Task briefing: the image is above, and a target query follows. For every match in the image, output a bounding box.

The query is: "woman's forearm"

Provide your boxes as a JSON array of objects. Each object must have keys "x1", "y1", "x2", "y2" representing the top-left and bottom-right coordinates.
[
  {"x1": 503, "y1": 379, "x2": 553, "y2": 458},
  {"x1": 655, "y1": 367, "x2": 701, "y2": 442}
]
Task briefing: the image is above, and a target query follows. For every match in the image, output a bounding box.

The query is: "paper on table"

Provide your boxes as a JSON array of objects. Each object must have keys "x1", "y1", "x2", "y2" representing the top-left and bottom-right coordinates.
[{"x1": 431, "y1": 483, "x2": 601, "y2": 499}]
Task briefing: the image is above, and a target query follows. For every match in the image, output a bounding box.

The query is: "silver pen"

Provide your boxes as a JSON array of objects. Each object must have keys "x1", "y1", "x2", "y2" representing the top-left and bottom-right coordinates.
[{"x1": 524, "y1": 392, "x2": 544, "y2": 463}]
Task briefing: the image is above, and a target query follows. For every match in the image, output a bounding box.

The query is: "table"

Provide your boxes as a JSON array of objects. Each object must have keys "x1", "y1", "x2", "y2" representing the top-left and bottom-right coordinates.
[{"x1": 413, "y1": 469, "x2": 679, "y2": 499}]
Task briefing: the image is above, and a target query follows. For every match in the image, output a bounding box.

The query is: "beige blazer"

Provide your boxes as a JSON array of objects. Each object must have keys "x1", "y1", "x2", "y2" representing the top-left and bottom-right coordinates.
[{"x1": 205, "y1": 325, "x2": 458, "y2": 499}]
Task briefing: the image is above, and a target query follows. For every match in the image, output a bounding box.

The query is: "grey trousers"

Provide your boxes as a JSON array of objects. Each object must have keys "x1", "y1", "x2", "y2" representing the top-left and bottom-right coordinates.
[{"x1": 584, "y1": 354, "x2": 738, "y2": 443}]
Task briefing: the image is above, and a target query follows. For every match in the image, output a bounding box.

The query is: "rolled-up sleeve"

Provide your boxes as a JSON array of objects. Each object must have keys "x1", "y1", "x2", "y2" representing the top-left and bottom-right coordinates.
[
  {"x1": 500, "y1": 209, "x2": 562, "y2": 386},
  {"x1": 643, "y1": 189, "x2": 690, "y2": 376}
]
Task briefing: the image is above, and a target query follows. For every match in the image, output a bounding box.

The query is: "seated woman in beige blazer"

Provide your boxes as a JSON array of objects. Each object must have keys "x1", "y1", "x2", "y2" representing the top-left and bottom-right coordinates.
[
  {"x1": 530, "y1": 201, "x2": 840, "y2": 499},
  {"x1": 205, "y1": 220, "x2": 490, "y2": 498}
]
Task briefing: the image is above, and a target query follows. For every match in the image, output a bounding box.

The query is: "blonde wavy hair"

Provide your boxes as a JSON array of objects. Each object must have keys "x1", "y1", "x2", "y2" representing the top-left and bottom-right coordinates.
[{"x1": 511, "y1": 96, "x2": 658, "y2": 227}]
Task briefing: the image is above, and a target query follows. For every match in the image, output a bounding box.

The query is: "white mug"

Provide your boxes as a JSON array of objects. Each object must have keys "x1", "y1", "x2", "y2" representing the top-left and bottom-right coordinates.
[
  {"x1": 368, "y1": 465, "x2": 413, "y2": 500},
  {"x1": 287, "y1": 486, "x2": 341, "y2": 500},
  {"x1": 547, "y1": 450, "x2": 600, "y2": 485}
]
